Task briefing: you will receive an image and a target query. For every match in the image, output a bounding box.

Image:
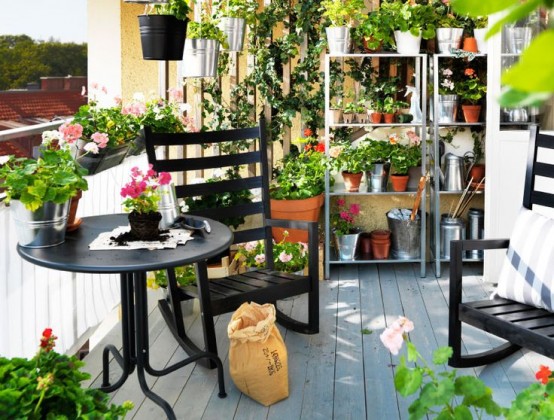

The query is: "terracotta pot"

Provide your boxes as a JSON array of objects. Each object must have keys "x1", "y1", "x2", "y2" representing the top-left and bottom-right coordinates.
[
  {"x1": 370, "y1": 229, "x2": 391, "y2": 259},
  {"x1": 358, "y1": 232, "x2": 372, "y2": 257},
  {"x1": 370, "y1": 112, "x2": 383, "y2": 124},
  {"x1": 342, "y1": 171, "x2": 364, "y2": 192},
  {"x1": 66, "y1": 190, "x2": 83, "y2": 232},
  {"x1": 462, "y1": 37, "x2": 478, "y2": 53},
  {"x1": 383, "y1": 113, "x2": 395, "y2": 124},
  {"x1": 270, "y1": 194, "x2": 324, "y2": 243},
  {"x1": 462, "y1": 104, "x2": 482, "y2": 123},
  {"x1": 469, "y1": 163, "x2": 486, "y2": 183},
  {"x1": 390, "y1": 174, "x2": 409, "y2": 192}
]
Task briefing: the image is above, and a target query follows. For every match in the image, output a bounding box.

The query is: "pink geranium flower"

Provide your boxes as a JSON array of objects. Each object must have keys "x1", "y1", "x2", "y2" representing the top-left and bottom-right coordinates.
[{"x1": 121, "y1": 166, "x2": 173, "y2": 214}]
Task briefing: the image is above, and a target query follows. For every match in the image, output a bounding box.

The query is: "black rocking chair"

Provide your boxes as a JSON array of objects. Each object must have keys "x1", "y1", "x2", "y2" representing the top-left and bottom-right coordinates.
[{"x1": 143, "y1": 119, "x2": 319, "y2": 368}]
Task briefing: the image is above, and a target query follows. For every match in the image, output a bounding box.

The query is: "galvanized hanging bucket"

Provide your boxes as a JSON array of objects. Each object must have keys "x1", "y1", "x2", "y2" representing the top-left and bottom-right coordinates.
[
  {"x1": 11, "y1": 200, "x2": 69, "y2": 248},
  {"x1": 326, "y1": 26, "x2": 351, "y2": 54},
  {"x1": 436, "y1": 28, "x2": 463, "y2": 53},
  {"x1": 182, "y1": 39, "x2": 220, "y2": 78},
  {"x1": 219, "y1": 17, "x2": 246, "y2": 52}
]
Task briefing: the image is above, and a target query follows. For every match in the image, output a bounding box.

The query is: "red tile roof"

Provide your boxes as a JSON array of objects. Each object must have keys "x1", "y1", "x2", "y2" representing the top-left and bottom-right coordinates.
[{"x1": 0, "y1": 90, "x2": 86, "y2": 121}]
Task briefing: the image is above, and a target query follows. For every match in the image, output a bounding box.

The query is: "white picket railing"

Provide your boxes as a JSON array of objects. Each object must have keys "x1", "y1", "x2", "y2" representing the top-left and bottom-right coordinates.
[{"x1": 0, "y1": 154, "x2": 149, "y2": 358}]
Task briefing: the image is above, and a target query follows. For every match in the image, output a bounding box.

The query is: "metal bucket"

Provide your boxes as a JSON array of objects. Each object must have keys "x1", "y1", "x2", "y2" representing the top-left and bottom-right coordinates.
[
  {"x1": 438, "y1": 95, "x2": 458, "y2": 123},
  {"x1": 436, "y1": 28, "x2": 463, "y2": 53},
  {"x1": 466, "y1": 208, "x2": 484, "y2": 259},
  {"x1": 11, "y1": 200, "x2": 69, "y2": 248},
  {"x1": 158, "y1": 182, "x2": 180, "y2": 229},
  {"x1": 365, "y1": 162, "x2": 390, "y2": 192},
  {"x1": 219, "y1": 17, "x2": 246, "y2": 51},
  {"x1": 440, "y1": 215, "x2": 465, "y2": 259},
  {"x1": 334, "y1": 232, "x2": 360, "y2": 260},
  {"x1": 387, "y1": 209, "x2": 421, "y2": 260},
  {"x1": 182, "y1": 38, "x2": 220, "y2": 78},
  {"x1": 326, "y1": 26, "x2": 351, "y2": 54}
]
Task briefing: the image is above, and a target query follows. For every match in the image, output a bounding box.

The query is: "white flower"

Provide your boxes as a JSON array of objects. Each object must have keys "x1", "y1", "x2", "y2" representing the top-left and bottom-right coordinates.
[
  {"x1": 41, "y1": 130, "x2": 61, "y2": 145},
  {"x1": 0, "y1": 155, "x2": 10, "y2": 165},
  {"x1": 179, "y1": 103, "x2": 192, "y2": 113},
  {"x1": 83, "y1": 142, "x2": 100, "y2": 154}
]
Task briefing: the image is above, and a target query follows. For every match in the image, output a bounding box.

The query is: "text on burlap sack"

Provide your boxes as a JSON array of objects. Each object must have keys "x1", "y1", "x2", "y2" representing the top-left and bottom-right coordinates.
[{"x1": 263, "y1": 347, "x2": 283, "y2": 376}]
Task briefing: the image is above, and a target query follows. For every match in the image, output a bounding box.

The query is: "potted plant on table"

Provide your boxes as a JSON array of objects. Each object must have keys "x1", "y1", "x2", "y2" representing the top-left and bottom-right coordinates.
[
  {"x1": 270, "y1": 136, "x2": 330, "y2": 242},
  {"x1": 0, "y1": 328, "x2": 133, "y2": 418},
  {"x1": 388, "y1": 131, "x2": 422, "y2": 192},
  {"x1": 455, "y1": 67, "x2": 486, "y2": 122},
  {"x1": 0, "y1": 131, "x2": 89, "y2": 247},
  {"x1": 379, "y1": 0, "x2": 437, "y2": 55},
  {"x1": 330, "y1": 198, "x2": 361, "y2": 260},
  {"x1": 183, "y1": 4, "x2": 228, "y2": 78},
  {"x1": 320, "y1": 0, "x2": 366, "y2": 54},
  {"x1": 134, "y1": 0, "x2": 192, "y2": 60}
]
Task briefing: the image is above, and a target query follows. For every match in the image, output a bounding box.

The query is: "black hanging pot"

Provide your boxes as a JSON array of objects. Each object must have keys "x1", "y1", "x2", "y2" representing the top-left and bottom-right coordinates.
[{"x1": 138, "y1": 15, "x2": 188, "y2": 61}]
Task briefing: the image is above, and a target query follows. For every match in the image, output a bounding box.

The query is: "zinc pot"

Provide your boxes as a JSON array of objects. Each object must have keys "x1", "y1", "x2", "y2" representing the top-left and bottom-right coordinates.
[
  {"x1": 438, "y1": 95, "x2": 458, "y2": 123},
  {"x1": 182, "y1": 38, "x2": 220, "y2": 78},
  {"x1": 365, "y1": 162, "x2": 390, "y2": 192},
  {"x1": 11, "y1": 200, "x2": 70, "y2": 248},
  {"x1": 334, "y1": 232, "x2": 360, "y2": 261},
  {"x1": 436, "y1": 27, "x2": 463, "y2": 53},
  {"x1": 387, "y1": 209, "x2": 421, "y2": 260},
  {"x1": 326, "y1": 26, "x2": 351, "y2": 54},
  {"x1": 138, "y1": 15, "x2": 188, "y2": 61},
  {"x1": 219, "y1": 17, "x2": 246, "y2": 51}
]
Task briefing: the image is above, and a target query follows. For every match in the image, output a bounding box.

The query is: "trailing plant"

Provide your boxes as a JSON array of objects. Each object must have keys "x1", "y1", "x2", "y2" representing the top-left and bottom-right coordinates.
[
  {"x1": 214, "y1": 0, "x2": 258, "y2": 22},
  {"x1": 147, "y1": 265, "x2": 196, "y2": 289},
  {"x1": 150, "y1": 0, "x2": 192, "y2": 21},
  {"x1": 353, "y1": 10, "x2": 394, "y2": 51},
  {"x1": 319, "y1": 0, "x2": 366, "y2": 27},
  {"x1": 379, "y1": 0, "x2": 437, "y2": 40}
]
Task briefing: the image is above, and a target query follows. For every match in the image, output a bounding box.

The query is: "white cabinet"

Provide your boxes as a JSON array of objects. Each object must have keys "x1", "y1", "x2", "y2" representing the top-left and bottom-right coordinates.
[{"x1": 323, "y1": 53, "x2": 428, "y2": 279}]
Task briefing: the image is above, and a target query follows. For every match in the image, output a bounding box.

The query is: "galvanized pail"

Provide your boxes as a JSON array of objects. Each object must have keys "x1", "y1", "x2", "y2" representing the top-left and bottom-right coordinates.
[
  {"x1": 11, "y1": 200, "x2": 69, "y2": 248},
  {"x1": 219, "y1": 17, "x2": 246, "y2": 52},
  {"x1": 182, "y1": 39, "x2": 220, "y2": 78},
  {"x1": 326, "y1": 26, "x2": 351, "y2": 54},
  {"x1": 158, "y1": 182, "x2": 180, "y2": 229},
  {"x1": 387, "y1": 209, "x2": 421, "y2": 260}
]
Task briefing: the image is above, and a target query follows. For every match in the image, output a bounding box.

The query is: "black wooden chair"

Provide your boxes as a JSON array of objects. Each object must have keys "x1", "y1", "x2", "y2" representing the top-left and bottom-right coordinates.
[
  {"x1": 143, "y1": 120, "x2": 319, "y2": 368},
  {"x1": 449, "y1": 125, "x2": 554, "y2": 368}
]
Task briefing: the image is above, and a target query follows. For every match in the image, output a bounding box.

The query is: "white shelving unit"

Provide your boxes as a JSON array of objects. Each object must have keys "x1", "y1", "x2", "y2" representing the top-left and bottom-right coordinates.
[{"x1": 323, "y1": 53, "x2": 428, "y2": 279}]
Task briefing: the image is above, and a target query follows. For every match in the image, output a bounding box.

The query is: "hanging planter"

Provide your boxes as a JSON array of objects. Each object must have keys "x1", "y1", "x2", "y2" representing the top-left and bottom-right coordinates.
[
  {"x1": 219, "y1": 17, "x2": 246, "y2": 51},
  {"x1": 138, "y1": 15, "x2": 188, "y2": 61},
  {"x1": 182, "y1": 38, "x2": 220, "y2": 78},
  {"x1": 77, "y1": 143, "x2": 130, "y2": 175}
]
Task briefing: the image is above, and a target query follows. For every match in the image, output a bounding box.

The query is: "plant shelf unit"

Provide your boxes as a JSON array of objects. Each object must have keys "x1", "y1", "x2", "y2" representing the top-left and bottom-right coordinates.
[
  {"x1": 430, "y1": 53, "x2": 488, "y2": 277},
  {"x1": 323, "y1": 53, "x2": 428, "y2": 279}
]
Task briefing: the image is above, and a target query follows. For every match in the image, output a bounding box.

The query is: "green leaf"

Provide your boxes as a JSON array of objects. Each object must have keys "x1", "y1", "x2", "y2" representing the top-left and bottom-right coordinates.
[
  {"x1": 432, "y1": 347, "x2": 453, "y2": 365},
  {"x1": 451, "y1": 0, "x2": 518, "y2": 16},
  {"x1": 407, "y1": 341, "x2": 419, "y2": 363},
  {"x1": 395, "y1": 365, "x2": 423, "y2": 397},
  {"x1": 498, "y1": 87, "x2": 551, "y2": 108},
  {"x1": 488, "y1": 0, "x2": 543, "y2": 38},
  {"x1": 452, "y1": 404, "x2": 472, "y2": 420},
  {"x1": 502, "y1": 30, "x2": 554, "y2": 94},
  {"x1": 419, "y1": 379, "x2": 455, "y2": 407}
]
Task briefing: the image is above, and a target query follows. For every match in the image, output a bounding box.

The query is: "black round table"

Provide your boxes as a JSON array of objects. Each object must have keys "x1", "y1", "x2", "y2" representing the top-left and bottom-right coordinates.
[{"x1": 17, "y1": 214, "x2": 232, "y2": 420}]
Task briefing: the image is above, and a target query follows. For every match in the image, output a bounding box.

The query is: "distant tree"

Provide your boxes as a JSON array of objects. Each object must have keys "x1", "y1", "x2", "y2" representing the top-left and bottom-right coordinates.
[{"x1": 0, "y1": 35, "x2": 87, "y2": 91}]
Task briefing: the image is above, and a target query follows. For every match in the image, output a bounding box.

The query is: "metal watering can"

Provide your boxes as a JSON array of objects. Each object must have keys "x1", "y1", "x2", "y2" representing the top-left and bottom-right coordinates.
[{"x1": 443, "y1": 151, "x2": 476, "y2": 191}]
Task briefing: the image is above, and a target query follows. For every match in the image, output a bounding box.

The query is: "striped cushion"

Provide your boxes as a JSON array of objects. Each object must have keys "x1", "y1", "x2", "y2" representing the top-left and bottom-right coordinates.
[{"x1": 494, "y1": 208, "x2": 554, "y2": 311}]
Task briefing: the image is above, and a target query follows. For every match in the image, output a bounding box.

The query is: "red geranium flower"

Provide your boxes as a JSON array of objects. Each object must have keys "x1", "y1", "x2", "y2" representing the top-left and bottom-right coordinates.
[
  {"x1": 304, "y1": 128, "x2": 313, "y2": 137},
  {"x1": 536, "y1": 365, "x2": 552, "y2": 384}
]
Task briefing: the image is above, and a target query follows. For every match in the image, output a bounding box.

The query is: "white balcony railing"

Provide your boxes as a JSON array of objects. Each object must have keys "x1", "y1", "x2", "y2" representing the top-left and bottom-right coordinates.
[{"x1": 1, "y1": 123, "x2": 148, "y2": 358}]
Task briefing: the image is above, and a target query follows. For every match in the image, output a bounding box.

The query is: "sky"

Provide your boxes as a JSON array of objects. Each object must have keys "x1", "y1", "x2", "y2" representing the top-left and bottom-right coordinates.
[{"x1": 0, "y1": 0, "x2": 87, "y2": 43}]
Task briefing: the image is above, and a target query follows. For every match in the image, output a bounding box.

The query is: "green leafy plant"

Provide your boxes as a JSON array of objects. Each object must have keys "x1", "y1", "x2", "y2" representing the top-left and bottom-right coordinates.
[
  {"x1": 353, "y1": 10, "x2": 394, "y2": 51},
  {"x1": 389, "y1": 131, "x2": 422, "y2": 175},
  {"x1": 319, "y1": 0, "x2": 366, "y2": 27},
  {"x1": 120, "y1": 165, "x2": 172, "y2": 214},
  {"x1": 382, "y1": 97, "x2": 408, "y2": 114},
  {"x1": 330, "y1": 198, "x2": 360, "y2": 235},
  {"x1": 0, "y1": 131, "x2": 88, "y2": 211},
  {"x1": 381, "y1": 316, "x2": 554, "y2": 419},
  {"x1": 329, "y1": 141, "x2": 368, "y2": 174},
  {"x1": 234, "y1": 232, "x2": 309, "y2": 273},
  {"x1": 0, "y1": 328, "x2": 133, "y2": 418},
  {"x1": 432, "y1": 0, "x2": 468, "y2": 28},
  {"x1": 183, "y1": 168, "x2": 253, "y2": 229},
  {"x1": 360, "y1": 139, "x2": 394, "y2": 164},
  {"x1": 187, "y1": 4, "x2": 228, "y2": 47},
  {"x1": 150, "y1": 0, "x2": 192, "y2": 21},
  {"x1": 456, "y1": 67, "x2": 487, "y2": 105},
  {"x1": 379, "y1": 0, "x2": 437, "y2": 40},
  {"x1": 214, "y1": 0, "x2": 257, "y2": 21},
  {"x1": 271, "y1": 142, "x2": 330, "y2": 200},
  {"x1": 147, "y1": 265, "x2": 196, "y2": 289}
]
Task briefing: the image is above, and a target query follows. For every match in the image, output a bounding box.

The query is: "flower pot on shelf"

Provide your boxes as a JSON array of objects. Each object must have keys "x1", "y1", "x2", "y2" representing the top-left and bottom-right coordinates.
[
  {"x1": 462, "y1": 37, "x2": 478, "y2": 53},
  {"x1": 390, "y1": 174, "x2": 409, "y2": 192},
  {"x1": 387, "y1": 209, "x2": 421, "y2": 260},
  {"x1": 182, "y1": 38, "x2": 220, "y2": 78},
  {"x1": 365, "y1": 162, "x2": 390, "y2": 192},
  {"x1": 356, "y1": 112, "x2": 368, "y2": 124},
  {"x1": 394, "y1": 30, "x2": 422, "y2": 55},
  {"x1": 343, "y1": 112, "x2": 355, "y2": 124},
  {"x1": 342, "y1": 171, "x2": 364, "y2": 192},
  {"x1": 461, "y1": 104, "x2": 482, "y2": 123},
  {"x1": 138, "y1": 15, "x2": 188, "y2": 61},
  {"x1": 326, "y1": 26, "x2": 351, "y2": 54},
  {"x1": 334, "y1": 231, "x2": 360, "y2": 261},
  {"x1": 370, "y1": 112, "x2": 383, "y2": 124},
  {"x1": 11, "y1": 200, "x2": 70, "y2": 248},
  {"x1": 369, "y1": 229, "x2": 391, "y2": 260},
  {"x1": 329, "y1": 109, "x2": 343, "y2": 124},
  {"x1": 383, "y1": 113, "x2": 395, "y2": 124},
  {"x1": 473, "y1": 28, "x2": 488, "y2": 54},
  {"x1": 436, "y1": 27, "x2": 463, "y2": 53},
  {"x1": 270, "y1": 194, "x2": 324, "y2": 243},
  {"x1": 128, "y1": 211, "x2": 162, "y2": 241},
  {"x1": 358, "y1": 232, "x2": 372, "y2": 258},
  {"x1": 437, "y1": 95, "x2": 458, "y2": 123},
  {"x1": 468, "y1": 163, "x2": 486, "y2": 183}
]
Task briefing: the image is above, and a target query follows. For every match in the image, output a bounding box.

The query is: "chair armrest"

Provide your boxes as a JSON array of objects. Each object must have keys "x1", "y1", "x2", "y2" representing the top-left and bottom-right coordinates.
[
  {"x1": 265, "y1": 218, "x2": 319, "y2": 278},
  {"x1": 449, "y1": 238, "x2": 510, "y2": 308}
]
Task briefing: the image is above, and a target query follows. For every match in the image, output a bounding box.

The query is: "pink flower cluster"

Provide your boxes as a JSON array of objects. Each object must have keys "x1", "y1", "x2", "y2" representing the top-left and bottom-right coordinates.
[
  {"x1": 122, "y1": 102, "x2": 147, "y2": 117},
  {"x1": 58, "y1": 122, "x2": 83, "y2": 144},
  {"x1": 379, "y1": 316, "x2": 414, "y2": 355},
  {"x1": 120, "y1": 164, "x2": 172, "y2": 214}
]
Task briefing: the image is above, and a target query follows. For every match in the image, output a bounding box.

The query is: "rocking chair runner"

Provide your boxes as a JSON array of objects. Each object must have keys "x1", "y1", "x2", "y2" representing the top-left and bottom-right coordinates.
[
  {"x1": 143, "y1": 120, "x2": 319, "y2": 368},
  {"x1": 449, "y1": 125, "x2": 554, "y2": 368}
]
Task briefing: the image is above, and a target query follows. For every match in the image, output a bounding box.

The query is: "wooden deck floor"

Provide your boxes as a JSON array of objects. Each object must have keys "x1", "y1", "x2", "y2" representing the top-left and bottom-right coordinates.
[{"x1": 83, "y1": 263, "x2": 552, "y2": 419}]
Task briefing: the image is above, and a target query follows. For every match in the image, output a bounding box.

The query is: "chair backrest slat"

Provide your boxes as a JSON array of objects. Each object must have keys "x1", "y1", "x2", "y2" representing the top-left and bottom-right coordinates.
[
  {"x1": 144, "y1": 121, "x2": 270, "y2": 246},
  {"x1": 524, "y1": 126, "x2": 554, "y2": 210}
]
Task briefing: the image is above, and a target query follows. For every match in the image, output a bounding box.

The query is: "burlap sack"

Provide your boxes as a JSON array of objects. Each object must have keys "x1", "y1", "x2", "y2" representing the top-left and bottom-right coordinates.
[{"x1": 228, "y1": 302, "x2": 289, "y2": 406}]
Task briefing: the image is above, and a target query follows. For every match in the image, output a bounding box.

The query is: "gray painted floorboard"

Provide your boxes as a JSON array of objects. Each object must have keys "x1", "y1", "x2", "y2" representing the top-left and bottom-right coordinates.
[{"x1": 82, "y1": 264, "x2": 547, "y2": 419}]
